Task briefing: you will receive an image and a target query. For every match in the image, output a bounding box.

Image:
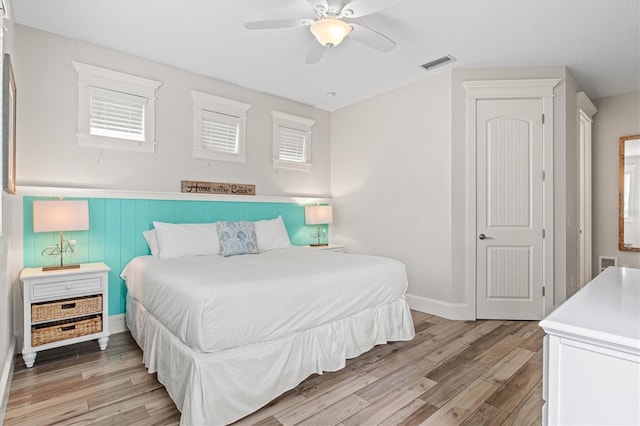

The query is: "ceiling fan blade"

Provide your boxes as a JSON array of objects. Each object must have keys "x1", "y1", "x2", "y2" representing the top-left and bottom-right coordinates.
[
  {"x1": 244, "y1": 18, "x2": 313, "y2": 30},
  {"x1": 305, "y1": 41, "x2": 327, "y2": 64},
  {"x1": 347, "y1": 22, "x2": 396, "y2": 52},
  {"x1": 340, "y1": 0, "x2": 396, "y2": 18}
]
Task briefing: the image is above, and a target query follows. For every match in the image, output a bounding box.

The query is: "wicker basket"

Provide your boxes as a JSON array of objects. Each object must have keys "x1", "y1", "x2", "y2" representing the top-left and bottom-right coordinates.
[
  {"x1": 31, "y1": 295, "x2": 102, "y2": 322},
  {"x1": 31, "y1": 315, "x2": 102, "y2": 347}
]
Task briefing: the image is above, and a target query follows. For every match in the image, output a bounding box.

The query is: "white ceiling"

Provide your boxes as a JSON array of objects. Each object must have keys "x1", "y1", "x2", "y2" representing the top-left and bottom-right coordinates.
[{"x1": 11, "y1": 0, "x2": 640, "y2": 111}]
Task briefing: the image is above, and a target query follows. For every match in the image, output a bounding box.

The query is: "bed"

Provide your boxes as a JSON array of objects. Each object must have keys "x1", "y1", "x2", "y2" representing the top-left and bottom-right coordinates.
[{"x1": 121, "y1": 246, "x2": 415, "y2": 425}]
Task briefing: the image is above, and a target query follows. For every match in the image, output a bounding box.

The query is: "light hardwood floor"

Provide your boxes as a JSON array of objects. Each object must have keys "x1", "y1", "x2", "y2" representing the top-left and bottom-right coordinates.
[{"x1": 5, "y1": 311, "x2": 544, "y2": 425}]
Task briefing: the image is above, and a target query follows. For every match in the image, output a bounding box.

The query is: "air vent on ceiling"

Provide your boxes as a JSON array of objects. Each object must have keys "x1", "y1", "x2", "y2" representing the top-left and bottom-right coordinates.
[{"x1": 421, "y1": 55, "x2": 456, "y2": 71}]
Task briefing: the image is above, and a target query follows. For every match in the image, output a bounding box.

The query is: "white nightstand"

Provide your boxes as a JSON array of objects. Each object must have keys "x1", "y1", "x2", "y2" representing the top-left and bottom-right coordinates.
[
  {"x1": 20, "y1": 262, "x2": 111, "y2": 368},
  {"x1": 310, "y1": 244, "x2": 345, "y2": 253}
]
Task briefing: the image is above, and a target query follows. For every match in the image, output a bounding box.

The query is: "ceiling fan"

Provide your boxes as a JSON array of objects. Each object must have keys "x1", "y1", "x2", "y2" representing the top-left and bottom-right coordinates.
[{"x1": 244, "y1": 0, "x2": 396, "y2": 64}]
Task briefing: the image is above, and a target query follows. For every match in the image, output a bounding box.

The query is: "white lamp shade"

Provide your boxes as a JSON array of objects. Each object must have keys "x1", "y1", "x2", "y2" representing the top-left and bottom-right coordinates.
[
  {"x1": 33, "y1": 200, "x2": 89, "y2": 233},
  {"x1": 309, "y1": 17, "x2": 352, "y2": 47},
  {"x1": 305, "y1": 205, "x2": 333, "y2": 225}
]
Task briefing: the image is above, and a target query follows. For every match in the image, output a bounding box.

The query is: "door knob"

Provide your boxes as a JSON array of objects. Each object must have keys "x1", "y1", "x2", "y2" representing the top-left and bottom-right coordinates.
[{"x1": 479, "y1": 234, "x2": 488, "y2": 240}]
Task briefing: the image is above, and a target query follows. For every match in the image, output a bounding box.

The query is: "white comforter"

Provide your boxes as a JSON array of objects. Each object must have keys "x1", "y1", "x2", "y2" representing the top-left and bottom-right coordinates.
[{"x1": 121, "y1": 247, "x2": 408, "y2": 353}]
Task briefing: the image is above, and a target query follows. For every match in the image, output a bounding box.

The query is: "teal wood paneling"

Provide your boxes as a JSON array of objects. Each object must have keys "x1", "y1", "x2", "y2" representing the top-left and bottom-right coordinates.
[
  {"x1": 104, "y1": 198, "x2": 123, "y2": 315},
  {"x1": 23, "y1": 196, "x2": 325, "y2": 315},
  {"x1": 118, "y1": 200, "x2": 137, "y2": 314},
  {"x1": 87, "y1": 198, "x2": 106, "y2": 264}
]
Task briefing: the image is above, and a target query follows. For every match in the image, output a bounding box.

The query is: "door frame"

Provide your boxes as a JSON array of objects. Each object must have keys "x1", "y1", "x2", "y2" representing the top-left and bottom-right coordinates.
[
  {"x1": 577, "y1": 92, "x2": 597, "y2": 288},
  {"x1": 463, "y1": 79, "x2": 561, "y2": 319}
]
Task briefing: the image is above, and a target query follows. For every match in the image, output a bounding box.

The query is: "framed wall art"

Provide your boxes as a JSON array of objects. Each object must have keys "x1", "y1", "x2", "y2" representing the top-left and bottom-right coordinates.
[{"x1": 3, "y1": 53, "x2": 16, "y2": 194}]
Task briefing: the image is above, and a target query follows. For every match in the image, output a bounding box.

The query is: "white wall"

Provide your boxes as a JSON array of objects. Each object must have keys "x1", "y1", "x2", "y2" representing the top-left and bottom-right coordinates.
[
  {"x1": 593, "y1": 91, "x2": 640, "y2": 270},
  {"x1": 0, "y1": 193, "x2": 13, "y2": 419},
  {"x1": 331, "y1": 71, "x2": 454, "y2": 313},
  {"x1": 0, "y1": 2, "x2": 16, "y2": 419},
  {"x1": 13, "y1": 24, "x2": 331, "y2": 197}
]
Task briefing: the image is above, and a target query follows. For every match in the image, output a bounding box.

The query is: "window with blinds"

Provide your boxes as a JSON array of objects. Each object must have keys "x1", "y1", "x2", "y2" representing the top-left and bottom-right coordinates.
[
  {"x1": 271, "y1": 110, "x2": 315, "y2": 172},
  {"x1": 201, "y1": 111, "x2": 240, "y2": 154},
  {"x1": 89, "y1": 87, "x2": 146, "y2": 142},
  {"x1": 191, "y1": 91, "x2": 251, "y2": 163},
  {"x1": 73, "y1": 61, "x2": 162, "y2": 153},
  {"x1": 278, "y1": 127, "x2": 307, "y2": 163}
]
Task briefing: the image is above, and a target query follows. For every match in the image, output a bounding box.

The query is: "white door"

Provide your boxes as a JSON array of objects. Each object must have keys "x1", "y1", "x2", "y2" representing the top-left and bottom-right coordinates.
[
  {"x1": 576, "y1": 92, "x2": 598, "y2": 288},
  {"x1": 578, "y1": 110, "x2": 592, "y2": 288},
  {"x1": 476, "y1": 98, "x2": 545, "y2": 320}
]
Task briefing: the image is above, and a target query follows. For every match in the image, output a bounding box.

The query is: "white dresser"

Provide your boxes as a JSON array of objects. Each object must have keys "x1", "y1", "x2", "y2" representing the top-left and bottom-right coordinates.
[{"x1": 539, "y1": 267, "x2": 640, "y2": 425}]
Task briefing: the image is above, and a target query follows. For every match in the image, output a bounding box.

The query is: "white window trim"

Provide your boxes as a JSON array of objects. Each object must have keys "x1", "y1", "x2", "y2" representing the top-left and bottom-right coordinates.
[
  {"x1": 271, "y1": 110, "x2": 315, "y2": 172},
  {"x1": 73, "y1": 61, "x2": 162, "y2": 153},
  {"x1": 191, "y1": 91, "x2": 251, "y2": 163}
]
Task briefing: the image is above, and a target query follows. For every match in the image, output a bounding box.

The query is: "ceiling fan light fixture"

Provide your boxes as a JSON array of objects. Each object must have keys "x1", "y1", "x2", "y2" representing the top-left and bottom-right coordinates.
[{"x1": 310, "y1": 17, "x2": 352, "y2": 47}]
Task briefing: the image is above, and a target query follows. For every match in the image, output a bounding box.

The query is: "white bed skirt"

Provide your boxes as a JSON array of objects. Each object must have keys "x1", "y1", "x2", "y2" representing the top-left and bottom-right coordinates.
[{"x1": 126, "y1": 294, "x2": 415, "y2": 425}]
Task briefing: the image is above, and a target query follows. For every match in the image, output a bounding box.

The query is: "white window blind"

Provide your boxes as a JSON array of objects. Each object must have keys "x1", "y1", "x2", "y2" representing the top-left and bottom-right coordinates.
[
  {"x1": 191, "y1": 91, "x2": 251, "y2": 163},
  {"x1": 74, "y1": 62, "x2": 161, "y2": 153},
  {"x1": 88, "y1": 86, "x2": 146, "y2": 142},
  {"x1": 271, "y1": 110, "x2": 315, "y2": 172},
  {"x1": 201, "y1": 110, "x2": 240, "y2": 154},
  {"x1": 278, "y1": 127, "x2": 307, "y2": 162}
]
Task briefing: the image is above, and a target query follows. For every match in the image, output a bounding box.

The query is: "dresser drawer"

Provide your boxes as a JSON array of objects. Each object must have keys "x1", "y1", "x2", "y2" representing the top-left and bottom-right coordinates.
[{"x1": 31, "y1": 276, "x2": 103, "y2": 300}]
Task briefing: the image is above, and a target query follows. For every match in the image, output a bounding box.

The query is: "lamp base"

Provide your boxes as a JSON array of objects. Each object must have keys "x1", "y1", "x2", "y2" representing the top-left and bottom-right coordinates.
[
  {"x1": 42, "y1": 264, "x2": 80, "y2": 272},
  {"x1": 310, "y1": 243, "x2": 329, "y2": 247}
]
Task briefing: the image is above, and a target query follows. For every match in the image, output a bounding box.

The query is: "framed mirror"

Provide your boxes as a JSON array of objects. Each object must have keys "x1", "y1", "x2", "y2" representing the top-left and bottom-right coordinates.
[{"x1": 619, "y1": 135, "x2": 640, "y2": 252}]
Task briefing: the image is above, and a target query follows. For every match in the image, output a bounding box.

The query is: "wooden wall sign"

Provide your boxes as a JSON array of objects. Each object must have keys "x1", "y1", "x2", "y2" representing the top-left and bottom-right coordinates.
[{"x1": 181, "y1": 180, "x2": 256, "y2": 196}]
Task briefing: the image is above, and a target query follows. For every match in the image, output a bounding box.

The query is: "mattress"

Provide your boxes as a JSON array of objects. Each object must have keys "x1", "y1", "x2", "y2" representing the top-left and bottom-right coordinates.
[{"x1": 121, "y1": 247, "x2": 408, "y2": 352}]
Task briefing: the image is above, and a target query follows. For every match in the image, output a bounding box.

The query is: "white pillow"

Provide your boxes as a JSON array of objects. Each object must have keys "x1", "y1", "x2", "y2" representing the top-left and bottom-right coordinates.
[
  {"x1": 142, "y1": 230, "x2": 160, "y2": 256},
  {"x1": 153, "y1": 221, "x2": 220, "y2": 258},
  {"x1": 254, "y1": 215, "x2": 292, "y2": 251}
]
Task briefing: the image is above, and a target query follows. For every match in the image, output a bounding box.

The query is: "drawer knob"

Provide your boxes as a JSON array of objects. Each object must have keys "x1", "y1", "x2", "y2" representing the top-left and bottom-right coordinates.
[{"x1": 65, "y1": 284, "x2": 72, "y2": 290}]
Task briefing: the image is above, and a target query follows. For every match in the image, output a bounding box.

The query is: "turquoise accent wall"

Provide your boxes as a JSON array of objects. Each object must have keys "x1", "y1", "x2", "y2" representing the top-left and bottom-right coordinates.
[{"x1": 23, "y1": 196, "x2": 324, "y2": 315}]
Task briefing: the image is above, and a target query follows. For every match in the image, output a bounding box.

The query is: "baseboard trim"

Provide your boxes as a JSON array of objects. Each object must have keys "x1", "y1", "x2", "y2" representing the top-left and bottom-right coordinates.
[
  {"x1": 109, "y1": 313, "x2": 127, "y2": 334},
  {"x1": 0, "y1": 336, "x2": 16, "y2": 425},
  {"x1": 406, "y1": 293, "x2": 474, "y2": 320}
]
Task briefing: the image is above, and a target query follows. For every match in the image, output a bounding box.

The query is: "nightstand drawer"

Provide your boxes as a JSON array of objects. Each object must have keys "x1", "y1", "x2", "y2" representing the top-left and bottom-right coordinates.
[
  {"x1": 32, "y1": 277, "x2": 103, "y2": 300},
  {"x1": 32, "y1": 295, "x2": 103, "y2": 322},
  {"x1": 31, "y1": 315, "x2": 102, "y2": 347}
]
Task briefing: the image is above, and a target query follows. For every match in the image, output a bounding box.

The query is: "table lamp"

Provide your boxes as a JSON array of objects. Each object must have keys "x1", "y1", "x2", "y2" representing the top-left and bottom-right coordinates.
[
  {"x1": 33, "y1": 200, "x2": 89, "y2": 271},
  {"x1": 305, "y1": 205, "x2": 332, "y2": 246}
]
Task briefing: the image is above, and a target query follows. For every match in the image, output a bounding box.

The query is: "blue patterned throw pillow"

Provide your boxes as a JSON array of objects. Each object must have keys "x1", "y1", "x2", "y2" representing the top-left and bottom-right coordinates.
[{"x1": 216, "y1": 221, "x2": 260, "y2": 257}]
